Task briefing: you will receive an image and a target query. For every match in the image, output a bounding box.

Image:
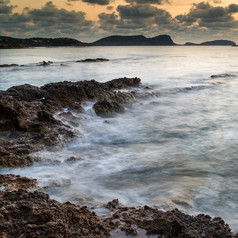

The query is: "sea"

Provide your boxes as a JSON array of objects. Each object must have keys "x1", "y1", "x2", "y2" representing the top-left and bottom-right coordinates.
[{"x1": 0, "y1": 46, "x2": 238, "y2": 231}]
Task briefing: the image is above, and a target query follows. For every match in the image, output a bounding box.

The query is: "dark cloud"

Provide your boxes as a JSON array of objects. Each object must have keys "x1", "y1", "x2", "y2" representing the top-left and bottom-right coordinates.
[
  {"x1": 107, "y1": 6, "x2": 113, "y2": 10},
  {"x1": 0, "y1": 1, "x2": 94, "y2": 40},
  {"x1": 0, "y1": 0, "x2": 10, "y2": 3},
  {"x1": 176, "y1": 2, "x2": 238, "y2": 29},
  {"x1": 227, "y1": 4, "x2": 238, "y2": 13},
  {"x1": 125, "y1": 0, "x2": 168, "y2": 5},
  {"x1": 82, "y1": 0, "x2": 111, "y2": 5},
  {"x1": 98, "y1": 12, "x2": 119, "y2": 30},
  {"x1": 99, "y1": 4, "x2": 175, "y2": 35},
  {"x1": 66, "y1": 0, "x2": 112, "y2": 5},
  {"x1": 0, "y1": 0, "x2": 16, "y2": 14},
  {"x1": 117, "y1": 4, "x2": 162, "y2": 19}
]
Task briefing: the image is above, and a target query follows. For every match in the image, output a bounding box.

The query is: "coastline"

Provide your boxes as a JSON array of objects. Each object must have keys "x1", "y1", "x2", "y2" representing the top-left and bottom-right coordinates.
[{"x1": 1, "y1": 78, "x2": 237, "y2": 237}]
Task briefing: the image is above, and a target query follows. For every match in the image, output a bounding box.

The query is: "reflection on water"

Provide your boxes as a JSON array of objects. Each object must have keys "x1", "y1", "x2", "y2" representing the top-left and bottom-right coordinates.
[{"x1": 1, "y1": 46, "x2": 238, "y2": 231}]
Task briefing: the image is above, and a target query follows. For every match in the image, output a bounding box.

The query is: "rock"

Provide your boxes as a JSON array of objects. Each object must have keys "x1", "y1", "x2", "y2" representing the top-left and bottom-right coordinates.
[
  {"x1": 211, "y1": 73, "x2": 235, "y2": 78},
  {"x1": 105, "y1": 199, "x2": 120, "y2": 210},
  {"x1": 103, "y1": 77, "x2": 141, "y2": 90},
  {"x1": 0, "y1": 190, "x2": 116, "y2": 238},
  {"x1": 0, "y1": 64, "x2": 19, "y2": 67},
  {"x1": 37, "y1": 110, "x2": 59, "y2": 124},
  {"x1": 93, "y1": 100, "x2": 125, "y2": 117},
  {"x1": 65, "y1": 156, "x2": 82, "y2": 164},
  {"x1": 76, "y1": 58, "x2": 109, "y2": 63},
  {"x1": 0, "y1": 174, "x2": 37, "y2": 192},
  {"x1": 68, "y1": 103, "x2": 84, "y2": 113},
  {"x1": 114, "y1": 91, "x2": 135, "y2": 103},
  {"x1": 113, "y1": 206, "x2": 236, "y2": 238},
  {"x1": 41, "y1": 81, "x2": 88, "y2": 109},
  {"x1": 7, "y1": 84, "x2": 46, "y2": 101},
  {"x1": 0, "y1": 78, "x2": 141, "y2": 167},
  {"x1": 38, "y1": 61, "x2": 53, "y2": 66},
  {"x1": 0, "y1": 190, "x2": 236, "y2": 238}
]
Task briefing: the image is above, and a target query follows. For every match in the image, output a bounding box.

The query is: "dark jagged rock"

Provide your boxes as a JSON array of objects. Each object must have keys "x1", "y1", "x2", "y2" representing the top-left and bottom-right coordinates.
[
  {"x1": 41, "y1": 81, "x2": 89, "y2": 109},
  {"x1": 103, "y1": 77, "x2": 141, "y2": 90},
  {"x1": 38, "y1": 61, "x2": 53, "y2": 66},
  {"x1": 7, "y1": 84, "x2": 46, "y2": 101},
  {"x1": 0, "y1": 174, "x2": 37, "y2": 192},
  {"x1": 0, "y1": 78, "x2": 140, "y2": 167},
  {"x1": 0, "y1": 190, "x2": 117, "y2": 238},
  {"x1": 93, "y1": 100, "x2": 125, "y2": 117},
  {"x1": 105, "y1": 199, "x2": 120, "y2": 210},
  {"x1": 113, "y1": 206, "x2": 236, "y2": 238},
  {"x1": 76, "y1": 58, "x2": 109, "y2": 63},
  {"x1": 0, "y1": 64, "x2": 19, "y2": 67},
  {"x1": 0, "y1": 189, "x2": 236, "y2": 238}
]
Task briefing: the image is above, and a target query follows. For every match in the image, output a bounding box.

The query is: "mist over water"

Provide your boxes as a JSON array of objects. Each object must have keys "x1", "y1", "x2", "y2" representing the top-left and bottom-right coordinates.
[{"x1": 1, "y1": 46, "x2": 238, "y2": 231}]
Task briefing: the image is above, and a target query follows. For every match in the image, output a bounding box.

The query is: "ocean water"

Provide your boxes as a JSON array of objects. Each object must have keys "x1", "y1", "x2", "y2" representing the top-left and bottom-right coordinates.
[{"x1": 1, "y1": 46, "x2": 238, "y2": 231}]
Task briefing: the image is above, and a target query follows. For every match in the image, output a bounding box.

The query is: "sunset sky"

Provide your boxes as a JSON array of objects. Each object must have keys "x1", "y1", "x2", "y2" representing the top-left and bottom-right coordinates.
[{"x1": 0, "y1": 0, "x2": 238, "y2": 43}]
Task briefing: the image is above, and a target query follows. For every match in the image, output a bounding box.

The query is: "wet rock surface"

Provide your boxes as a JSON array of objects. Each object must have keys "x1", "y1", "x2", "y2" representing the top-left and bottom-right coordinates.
[
  {"x1": 0, "y1": 190, "x2": 117, "y2": 238},
  {"x1": 0, "y1": 78, "x2": 140, "y2": 167},
  {"x1": 113, "y1": 206, "x2": 237, "y2": 238},
  {"x1": 93, "y1": 100, "x2": 125, "y2": 117},
  {"x1": 0, "y1": 174, "x2": 37, "y2": 194},
  {"x1": 0, "y1": 188, "x2": 237, "y2": 238}
]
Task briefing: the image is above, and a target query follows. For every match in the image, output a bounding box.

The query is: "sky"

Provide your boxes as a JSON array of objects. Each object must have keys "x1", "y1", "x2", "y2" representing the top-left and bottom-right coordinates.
[{"x1": 0, "y1": 0, "x2": 238, "y2": 44}]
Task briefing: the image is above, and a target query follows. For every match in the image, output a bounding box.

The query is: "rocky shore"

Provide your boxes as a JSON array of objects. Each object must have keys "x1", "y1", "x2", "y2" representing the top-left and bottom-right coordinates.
[
  {"x1": 0, "y1": 175, "x2": 237, "y2": 238},
  {"x1": 0, "y1": 77, "x2": 139, "y2": 167},
  {"x1": 0, "y1": 78, "x2": 237, "y2": 237}
]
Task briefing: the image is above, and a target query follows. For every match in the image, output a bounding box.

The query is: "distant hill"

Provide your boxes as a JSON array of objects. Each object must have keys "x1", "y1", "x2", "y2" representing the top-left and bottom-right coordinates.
[
  {"x1": 185, "y1": 40, "x2": 236, "y2": 46},
  {"x1": 92, "y1": 35, "x2": 175, "y2": 46},
  {"x1": 1, "y1": 35, "x2": 236, "y2": 49},
  {"x1": 0, "y1": 36, "x2": 87, "y2": 49}
]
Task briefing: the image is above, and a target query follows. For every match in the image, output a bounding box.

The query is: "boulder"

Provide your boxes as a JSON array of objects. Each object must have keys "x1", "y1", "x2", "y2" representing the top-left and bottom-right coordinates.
[
  {"x1": 93, "y1": 100, "x2": 125, "y2": 117},
  {"x1": 7, "y1": 84, "x2": 46, "y2": 101}
]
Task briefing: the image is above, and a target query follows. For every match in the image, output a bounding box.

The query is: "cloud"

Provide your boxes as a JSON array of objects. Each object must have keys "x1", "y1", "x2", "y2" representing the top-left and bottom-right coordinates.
[
  {"x1": 125, "y1": 0, "x2": 168, "y2": 5},
  {"x1": 176, "y1": 2, "x2": 238, "y2": 29},
  {"x1": 228, "y1": 4, "x2": 238, "y2": 13},
  {"x1": 0, "y1": 0, "x2": 10, "y2": 3},
  {"x1": 0, "y1": 0, "x2": 16, "y2": 14},
  {"x1": 117, "y1": 4, "x2": 163, "y2": 19},
  {"x1": 82, "y1": 0, "x2": 111, "y2": 5},
  {"x1": 0, "y1": 1, "x2": 94, "y2": 40},
  {"x1": 98, "y1": 4, "x2": 175, "y2": 35},
  {"x1": 107, "y1": 6, "x2": 113, "y2": 10},
  {"x1": 66, "y1": 0, "x2": 112, "y2": 5}
]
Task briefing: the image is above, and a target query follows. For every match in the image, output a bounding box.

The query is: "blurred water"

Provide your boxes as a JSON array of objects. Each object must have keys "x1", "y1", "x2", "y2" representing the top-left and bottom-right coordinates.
[{"x1": 1, "y1": 46, "x2": 238, "y2": 231}]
